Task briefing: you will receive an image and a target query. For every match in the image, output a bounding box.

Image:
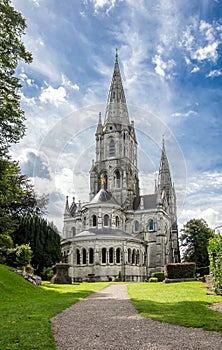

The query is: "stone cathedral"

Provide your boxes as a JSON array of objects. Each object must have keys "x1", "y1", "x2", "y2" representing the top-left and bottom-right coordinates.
[{"x1": 61, "y1": 53, "x2": 180, "y2": 282}]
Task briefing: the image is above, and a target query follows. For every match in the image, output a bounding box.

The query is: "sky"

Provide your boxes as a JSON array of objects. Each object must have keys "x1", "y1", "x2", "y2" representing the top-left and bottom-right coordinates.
[{"x1": 10, "y1": 0, "x2": 222, "y2": 233}]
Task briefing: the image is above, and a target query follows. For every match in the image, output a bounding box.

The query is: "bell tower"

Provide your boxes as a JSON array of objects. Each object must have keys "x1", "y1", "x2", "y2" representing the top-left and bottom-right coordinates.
[{"x1": 89, "y1": 52, "x2": 140, "y2": 208}]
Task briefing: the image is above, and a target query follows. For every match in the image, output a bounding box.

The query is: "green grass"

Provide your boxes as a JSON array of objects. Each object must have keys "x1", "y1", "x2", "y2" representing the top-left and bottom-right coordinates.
[
  {"x1": 1, "y1": 266, "x2": 222, "y2": 349},
  {"x1": 128, "y1": 281, "x2": 222, "y2": 333},
  {"x1": 0, "y1": 265, "x2": 109, "y2": 350}
]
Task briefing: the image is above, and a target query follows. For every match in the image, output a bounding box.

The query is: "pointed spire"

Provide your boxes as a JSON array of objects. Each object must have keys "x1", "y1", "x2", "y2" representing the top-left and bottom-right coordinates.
[
  {"x1": 158, "y1": 138, "x2": 172, "y2": 200},
  {"x1": 70, "y1": 197, "x2": 77, "y2": 216},
  {"x1": 64, "y1": 196, "x2": 70, "y2": 216},
  {"x1": 96, "y1": 112, "x2": 103, "y2": 135},
  {"x1": 104, "y1": 51, "x2": 130, "y2": 126}
]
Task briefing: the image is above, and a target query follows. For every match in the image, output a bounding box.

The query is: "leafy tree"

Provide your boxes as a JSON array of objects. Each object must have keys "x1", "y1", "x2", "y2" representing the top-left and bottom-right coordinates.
[
  {"x1": 0, "y1": 0, "x2": 32, "y2": 157},
  {"x1": 180, "y1": 219, "x2": 213, "y2": 270},
  {"x1": 0, "y1": 160, "x2": 47, "y2": 246},
  {"x1": 6, "y1": 243, "x2": 32, "y2": 268},
  {"x1": 208, "y1": 233, "x2": 222, "y2": 295},
  {"x1": 13, "y1": 215, "x2": 62, "y2": 275}
]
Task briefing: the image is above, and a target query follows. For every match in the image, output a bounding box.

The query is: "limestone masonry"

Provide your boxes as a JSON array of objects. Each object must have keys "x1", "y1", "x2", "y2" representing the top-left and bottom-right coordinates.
[{"x1": 61, "y1": 53, "x2": 180, "y2": 281}]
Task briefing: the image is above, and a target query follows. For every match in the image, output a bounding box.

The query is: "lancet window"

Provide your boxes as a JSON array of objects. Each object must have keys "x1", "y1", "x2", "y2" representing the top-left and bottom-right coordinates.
[{"x1": 109, "y1": 138, "x2": 115, "y2": 157}]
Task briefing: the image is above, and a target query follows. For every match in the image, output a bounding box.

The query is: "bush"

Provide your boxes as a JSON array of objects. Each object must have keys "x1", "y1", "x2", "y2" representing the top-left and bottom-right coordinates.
[
  {"x1": 208, "y1": 233, "x2": 222, "y2": 295},
  {"x1": 148, "y1": 277, "x2": 158, "y2": 283},
  {"x1": 164, "y1": 262, "x2": 196, "y2": 279},
  {"x1": 151, "y1": 272, "x2": 165, "y2": 282},
  {"x1": 41, "y1": 267, "x2": 54, "y2": 281}
]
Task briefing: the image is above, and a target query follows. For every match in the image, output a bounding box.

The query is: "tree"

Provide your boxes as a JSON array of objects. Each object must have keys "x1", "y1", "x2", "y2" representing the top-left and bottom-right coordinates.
[
  {"x1": 6, "y1": 243, "x2": 32, "y2": 268},
  {"x1": 208, "y1": 233, "x2": 222, "y2": 295},
  {"x1": 0, "y1": 160, "x2": 47, "y2": 235},
  {"x1": 180, "y1": 219, "x2": 213, "y2": 271},
  {"x1": 0, "y1": 159, "x2": 47, "y2": 260},
  {"x1": 0, "y1": 0, "x2": 32, "y2": 157},
  {"x1": 13, "y1": 215, "x2": 62, "y2": 275}
]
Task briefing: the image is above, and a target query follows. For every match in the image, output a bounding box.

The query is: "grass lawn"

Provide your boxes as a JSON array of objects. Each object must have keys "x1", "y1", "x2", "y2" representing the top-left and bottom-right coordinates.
[
  {"x1": 128, "y1": 281, "x2": 222, "y2": 333},
  {"x1": 0, "y1": 265, "x2": 109, "y2": 350}
]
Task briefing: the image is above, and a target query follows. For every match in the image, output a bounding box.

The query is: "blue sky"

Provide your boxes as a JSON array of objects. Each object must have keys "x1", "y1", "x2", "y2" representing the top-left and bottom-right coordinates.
[{"x1": 11, "y1": 0, "x2": 222, "y2": 232}]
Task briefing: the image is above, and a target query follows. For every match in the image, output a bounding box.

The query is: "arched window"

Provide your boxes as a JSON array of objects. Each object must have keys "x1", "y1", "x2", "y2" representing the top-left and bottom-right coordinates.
[
  {"x1": 102, "y1": 248, "x2": 106, "y2": 263},
  {"x1": 109, "y1": 138, "x2": 115, "y2": 157},
  {"x1": 82, "y1": 248, "x2": 86, "y2": 264},
  {"x1": 136, "y1": 250, "x2": 140, "y2": 265},
  {"x1": 134, "y1": 220, "x2": 139, "y2": 232},
  {"x1": 109, "y1": 248, "x2": 114, "y2": 263},
  {"x1": 148, "y1": 219, "x2": 154, "y2": 231},
  {"x1": 89, "y1": 248, "x2": 94, "y2": 264},
  {"x1": 104, "y1": 214, "x2": 109, "y2": 226},
  {"x1": 92, "y1": 215, "x2": 97, "y2": 227},
  {"x1": 128, "y1": 248, "x2": 131, "y2": 264},
  {"x1": 76, "y1": 249, "x2": 80, "y2": 265},
  {"x1": 116, "y1": 248, "x2": 121, "y2": 264},
  {"x1": 115, "y1": 170, "x2": 121, "y2": 188},
  {"x1": 83, "y1": 217, "x2": 86, "y2": 228},
  {"x1": 115, "y1": 216, "x2": 120, "y2": 227},
  {"x1": 72, "y1": 227, "x2": 76, "y2": 236},
  {"x1": 132, "y1": 249, "x2": 136, "y2": 264}
]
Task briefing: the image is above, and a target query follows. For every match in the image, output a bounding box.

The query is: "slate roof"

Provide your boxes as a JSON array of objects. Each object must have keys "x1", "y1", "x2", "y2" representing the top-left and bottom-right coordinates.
[
  {"x1": 143, "y1": 194, "x2": 157, "y2": 209},
  {"x1": 133, "y1": 194, "x2": 157, "y2": 210},
  {"x1": 90, "y1": 188, "x2": 119, "y2": 205},
  {"x1": 75, "y1": 227, "x2": 133, "y2": 238}
]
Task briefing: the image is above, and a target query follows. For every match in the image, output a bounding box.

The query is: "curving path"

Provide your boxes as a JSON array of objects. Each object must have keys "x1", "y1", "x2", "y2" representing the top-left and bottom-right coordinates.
[{"x1": 51, "y1": 284, "x2": 222, "y2": 350}]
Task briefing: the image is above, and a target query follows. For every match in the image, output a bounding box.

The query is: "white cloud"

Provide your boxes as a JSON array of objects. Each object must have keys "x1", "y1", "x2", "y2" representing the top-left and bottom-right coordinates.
[
  {"x1": 191, "y1": 66, "x2": 200, "y2": 73},
  {"x1": 31, "y1": 0, "x2": 40, "y2": 7},
  {"x1": 152, "y1": 55, "x2": 175, "y2": 79},
  {"x1": 179, "y1": 207, "x2": 220, "y2": 230},
  {"x1": 39, "y1": 85, "x2": 67, "y2": 106},
  {"x1": 207, "y1": 69, "x2": 222, "y2": 78},
  {"x1": 192, "y1": 41, "x2": 219, "y2": 62},
  {"x1": 181, "y1": 19, "x2": 222, "y2": 63},
  {"x1": 178, "y1": 171, "x2": 222, "y2": 229},
  {"x1": 172, "y1": 110, "x2": 197, "y2": 118},
  {"x1": 184, "y1": 56, "x2": 191, "y2": 65},
  {"x1": 61, "y1": 75, "x2": 80, "y2": 91},
  {"x1": 88, "y1": 0, "x2": 117, "y2": 13},
  {"x1": 20, "y1": 92, "x2": 36, "y2": 106}
]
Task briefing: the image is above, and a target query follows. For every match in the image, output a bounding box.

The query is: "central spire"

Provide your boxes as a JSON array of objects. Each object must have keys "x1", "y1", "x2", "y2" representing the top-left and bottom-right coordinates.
[{"x1": 104, "y1": 51, "x2": 130, "y2": 126}]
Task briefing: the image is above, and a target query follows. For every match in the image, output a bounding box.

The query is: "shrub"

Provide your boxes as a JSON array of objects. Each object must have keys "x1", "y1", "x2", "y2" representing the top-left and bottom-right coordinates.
[
  {"x1": 208, "y1": 233, "x2": 222, "y2": 295},
  {"x1": 151, "y1": 272, "x2": 165, "y2": 282},
  {"x1": 41, "y1": 267, "x2": 54, "y2": 281},
  {"x1": 149, "y1": 277, "x2": 158, "y2": 283},
  {"x1": 164, "y1": 262, "x2": 196, "y2": 279}
]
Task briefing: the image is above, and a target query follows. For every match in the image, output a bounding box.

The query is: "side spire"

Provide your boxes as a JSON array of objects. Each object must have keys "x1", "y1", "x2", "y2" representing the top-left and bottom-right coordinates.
[
  {"x1": 157, "y1": 137, "x2": 172, "y2": 201},
  {"x1": 104, "y1": 51, "x2": 130, "y2": 126},
  {"x1": 96, "y1": 112, "x2": 103, "y2": 135},
  {"x1": 64, "y1": 196, "x2": 70, "y2": 216}
]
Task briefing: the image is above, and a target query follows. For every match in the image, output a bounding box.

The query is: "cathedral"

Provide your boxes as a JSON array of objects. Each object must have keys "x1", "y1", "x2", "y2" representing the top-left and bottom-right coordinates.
[{"x1": 61, "y1": 53, "x2": 180, "y2": 282}]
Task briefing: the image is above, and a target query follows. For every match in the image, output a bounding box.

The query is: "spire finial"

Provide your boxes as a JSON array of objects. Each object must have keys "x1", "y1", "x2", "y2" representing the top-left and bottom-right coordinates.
[
  {"x1": 115, "y1": 48, "x2": 118, "y2": 61},
  {"x1": 162, "y1": 134, "x2": 165, "y2": 148}
]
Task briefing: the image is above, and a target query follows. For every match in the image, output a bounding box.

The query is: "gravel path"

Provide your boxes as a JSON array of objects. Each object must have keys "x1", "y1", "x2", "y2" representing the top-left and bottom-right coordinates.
[{"x1": 51, "y1": 284, "x2": 222, "y2": 350}]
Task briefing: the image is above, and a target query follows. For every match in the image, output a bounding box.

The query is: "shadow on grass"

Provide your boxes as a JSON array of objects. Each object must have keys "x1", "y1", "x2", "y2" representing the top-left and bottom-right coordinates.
[{"x1": 131, "y1": 298, "x2": 222, "y2": 333}]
